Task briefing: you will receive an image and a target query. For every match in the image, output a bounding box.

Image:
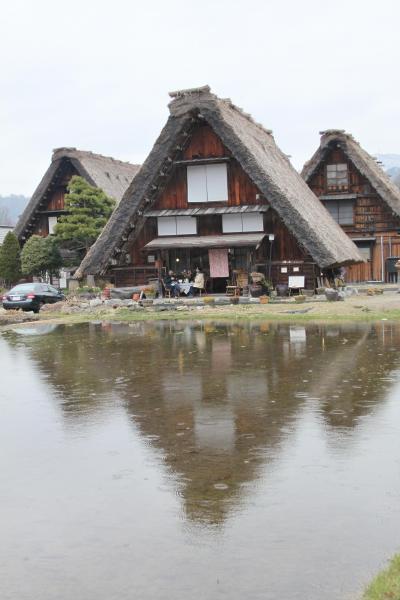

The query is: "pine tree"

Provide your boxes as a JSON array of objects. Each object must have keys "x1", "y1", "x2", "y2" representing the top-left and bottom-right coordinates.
[
  {"x1": 0, "y1": 231, "x2": 21, "y2": 286},
  {"x1": 54, "y1": 176, "x2": 116, "y2": 254},
  {"x1": 20, "y1": 235, "x2": 62, "y2": 280}
]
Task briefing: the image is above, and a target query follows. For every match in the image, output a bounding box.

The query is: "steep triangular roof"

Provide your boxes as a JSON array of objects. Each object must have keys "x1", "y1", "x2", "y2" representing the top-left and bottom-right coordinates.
[
  {"x1": 15, "y1": 148, "x2": 140, "y2": 239},
  {"x1": 302, "y1": 129, "x2": 400, "y2": 216},
  {"x1": 76, "y1": 87, "x2": 362, "y2": 277}
]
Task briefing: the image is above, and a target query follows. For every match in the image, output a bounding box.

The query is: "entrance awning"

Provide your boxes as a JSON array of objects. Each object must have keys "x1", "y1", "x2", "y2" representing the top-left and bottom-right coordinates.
[{"x1": 144, "y1": 233, "x2": 267, "y2": 250}]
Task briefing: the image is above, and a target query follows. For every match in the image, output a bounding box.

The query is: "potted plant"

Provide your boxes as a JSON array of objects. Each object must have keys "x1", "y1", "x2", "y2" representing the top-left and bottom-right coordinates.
[{"x1": 260, "y1": 295, "x2": 269, "y2": 304}]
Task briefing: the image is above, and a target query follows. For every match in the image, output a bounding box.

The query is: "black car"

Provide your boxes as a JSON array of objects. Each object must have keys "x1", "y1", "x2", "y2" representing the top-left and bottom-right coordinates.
[{"x1": 2, "y1": 283, "x2": 65, "y2": 313}]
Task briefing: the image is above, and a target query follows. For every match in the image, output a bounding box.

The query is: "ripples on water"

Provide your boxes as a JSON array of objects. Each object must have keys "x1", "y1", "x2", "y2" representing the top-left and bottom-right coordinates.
[{"x1": 1, "y1": 320, "x2": 400, "y2": 600}]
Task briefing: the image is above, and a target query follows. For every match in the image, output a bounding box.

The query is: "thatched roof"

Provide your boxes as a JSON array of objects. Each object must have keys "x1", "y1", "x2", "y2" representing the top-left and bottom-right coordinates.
[
  {"x1": 302, "y1": 129, "x2": 400, "y2": 216},
  {"x1": 76, "y1": 87, "x2": 362, "y2": 278},
  {"x1": 15, "y1": 148, "x2": 140, "y2": 239}
]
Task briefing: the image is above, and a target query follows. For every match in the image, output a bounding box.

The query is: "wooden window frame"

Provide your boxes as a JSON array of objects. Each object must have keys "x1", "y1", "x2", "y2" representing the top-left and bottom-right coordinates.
[
  {"x1": 322, "y1": 199, "x2": 354, "y2": 225},
  {"x1": 326, "y1": 163, "x2": 349, "y2": 191}
]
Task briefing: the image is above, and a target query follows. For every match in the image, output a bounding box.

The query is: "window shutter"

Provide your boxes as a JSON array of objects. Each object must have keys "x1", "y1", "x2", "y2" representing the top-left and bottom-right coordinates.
[
  {"x1": 242, "y1": 213, "x2": 263, "y2": 232},
  {"x1": 205, "y1": 163, "x2": 228, "y2": 202},
  {"x1": 187, "y1": 165, "x2": 207, "y2": 203},
  {"x1": 176, "y1": 216, "x2": 196, "y2": 235},
  {"x1": 158, "y1": 217, "x2": 177, "y2": 235},
  {"x1": 338, "y1": 200, "x2": 354, "y2": 225},
  {"x1": 48, "y1": 216, "x2": 58, "y2": 235},
  {"x1": 222, "y1": 213, "x2": 242, "y2": 232}
]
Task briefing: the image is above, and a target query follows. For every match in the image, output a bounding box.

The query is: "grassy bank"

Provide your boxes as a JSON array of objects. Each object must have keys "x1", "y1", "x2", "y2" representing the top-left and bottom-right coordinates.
[
  {"x1": 2, "y1": 293, "x2": 400, "y2": 329},
  {"x1": 34, "y1": 302, "x2": 400, "y2": 326},
  {"x1": 363, "y1": 554, "x2": 400, "y2": 600}
]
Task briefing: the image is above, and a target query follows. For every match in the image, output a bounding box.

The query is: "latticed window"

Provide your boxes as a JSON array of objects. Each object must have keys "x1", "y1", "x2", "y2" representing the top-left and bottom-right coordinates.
[
  {"x1": 326, "y1": 163, "x2": 348, "y2": 189},
  {"x1": 322, "y1": 200, "x2": 354, "y2": 225}
]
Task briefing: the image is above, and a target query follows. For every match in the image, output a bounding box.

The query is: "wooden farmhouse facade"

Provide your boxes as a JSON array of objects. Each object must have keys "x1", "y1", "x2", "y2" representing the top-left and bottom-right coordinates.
[
  {"x1": 76, "y1": 87, "x2": 362, "y2": 291},
  {"x1": 302, "y1": 130, "x2": 400, "y2": 283},
  {"x1": 15, "y1": 148, "x2": 140, "y2": 244}
]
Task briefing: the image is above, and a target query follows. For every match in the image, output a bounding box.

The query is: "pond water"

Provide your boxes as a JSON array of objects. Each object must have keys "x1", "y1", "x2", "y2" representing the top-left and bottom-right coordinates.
[{"x1": 1, "y1": 320, "x2": 400, "y2": 600}]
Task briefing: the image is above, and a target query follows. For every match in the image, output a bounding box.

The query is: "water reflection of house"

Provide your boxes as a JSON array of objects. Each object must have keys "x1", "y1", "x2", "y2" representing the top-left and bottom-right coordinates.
[{"x1": 8, "y1": 321, "x2": 400, "y2": 525}]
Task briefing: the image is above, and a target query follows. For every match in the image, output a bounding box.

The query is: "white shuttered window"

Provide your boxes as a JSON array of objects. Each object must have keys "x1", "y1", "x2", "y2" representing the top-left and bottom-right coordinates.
[
  {"x1": 187, "y1": 163, "x2": 228, "y2": 203},
  {"x1": 222, "y1": 212, "x2": 264, "y2": 233},
  {"x1": 176, "y1": 216, "x2": 196, "y2": 234},
  {"x1": 222, "y1": 214, "x2": 242, "y2": 233},
  {"x1": 48, "y1": 216, "x2": 58, "y2": 235},
  {"x1": 157, "y1": 216, "x2": 197, "y2": 236},
  {"x1": 242, "y1": 212, "x2": 264, "y2": 232},
  {"x1": 187, "y1": 166, "x2": 208, "y2": 203}
]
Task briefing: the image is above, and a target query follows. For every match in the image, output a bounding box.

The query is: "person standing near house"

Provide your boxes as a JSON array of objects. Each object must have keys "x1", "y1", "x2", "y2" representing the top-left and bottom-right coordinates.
[{"x1": 192, "y1": 267, "x2": 205, "y2": 295}]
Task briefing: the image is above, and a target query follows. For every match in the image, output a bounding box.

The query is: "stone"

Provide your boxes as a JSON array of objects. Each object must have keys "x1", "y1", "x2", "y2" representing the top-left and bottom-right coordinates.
[
  {"x1": 89, "y1": 298, "x2": 103, "y2": 307},
  {"x1": 325, "y1": 289, "x2": 339, "y2": 302},
  {"x1": 104, "y1": 298, "x2": 124, "y2": 307},
  {"x1": 40, "y1": 301, "x2": 66, "y2": 312}
]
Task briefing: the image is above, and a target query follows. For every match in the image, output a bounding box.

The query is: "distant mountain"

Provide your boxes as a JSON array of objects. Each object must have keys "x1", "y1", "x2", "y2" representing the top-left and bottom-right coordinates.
[
  {"x1": 0, "y1": 195, "x2": 29, "y2": 226},
  {"x1": 376, "y1": 154, "x2": 400, "y2": 182}
]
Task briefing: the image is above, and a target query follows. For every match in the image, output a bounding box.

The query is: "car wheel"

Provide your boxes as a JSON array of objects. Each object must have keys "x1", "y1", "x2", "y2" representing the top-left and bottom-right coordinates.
[{"x1": 34, "y1": 302, "x2": 44, "y2": 314}]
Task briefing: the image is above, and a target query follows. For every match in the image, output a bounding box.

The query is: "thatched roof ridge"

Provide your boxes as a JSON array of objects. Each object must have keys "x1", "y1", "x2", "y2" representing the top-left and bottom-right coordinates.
[
  {"x1": 301, "y1": 130, "x2": 400, "y2": 216},
  {"x1": 76, "y1": 87, "x2": 362, "y2": 278},
  {"x1": 15, "y1": 148, "x2": 140, "y2": 239}
]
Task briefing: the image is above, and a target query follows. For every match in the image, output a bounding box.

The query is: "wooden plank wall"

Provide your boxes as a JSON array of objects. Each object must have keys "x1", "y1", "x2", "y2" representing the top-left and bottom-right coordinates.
[
  {"x1": 46, "y1": 188, "x2": 65, "y2": 211},
  {"x1": 153, "y1": 125, "x2": 261, "y2": 210},
  {"x1": 271, "y1": 262, "x2": 318, "y2": 290},
  {"x1": 346, "y1": 236, "x2": 400, "y2": 282}
]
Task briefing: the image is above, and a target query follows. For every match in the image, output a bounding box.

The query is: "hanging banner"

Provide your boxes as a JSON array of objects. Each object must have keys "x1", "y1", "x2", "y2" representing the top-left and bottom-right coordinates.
[{"x1": 209, "y1": 248, "x2": 229, "y2": 278}]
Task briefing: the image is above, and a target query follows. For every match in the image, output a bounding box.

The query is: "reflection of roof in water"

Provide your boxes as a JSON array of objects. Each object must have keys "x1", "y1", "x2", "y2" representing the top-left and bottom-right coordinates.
[{"x1": 6, "y1": 320, "x2": 400, "y2": 525}]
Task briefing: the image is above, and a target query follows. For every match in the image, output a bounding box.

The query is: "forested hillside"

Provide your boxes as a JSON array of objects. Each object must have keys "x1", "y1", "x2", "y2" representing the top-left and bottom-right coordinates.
[{"x1": 0, "y1": 195, "x2": 29, "y2": 226}]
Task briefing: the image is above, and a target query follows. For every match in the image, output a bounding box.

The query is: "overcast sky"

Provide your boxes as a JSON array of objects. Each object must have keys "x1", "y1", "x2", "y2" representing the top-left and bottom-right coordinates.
[{"x1": 1, "y1": 0, "x2": 399, "y2": 196}]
